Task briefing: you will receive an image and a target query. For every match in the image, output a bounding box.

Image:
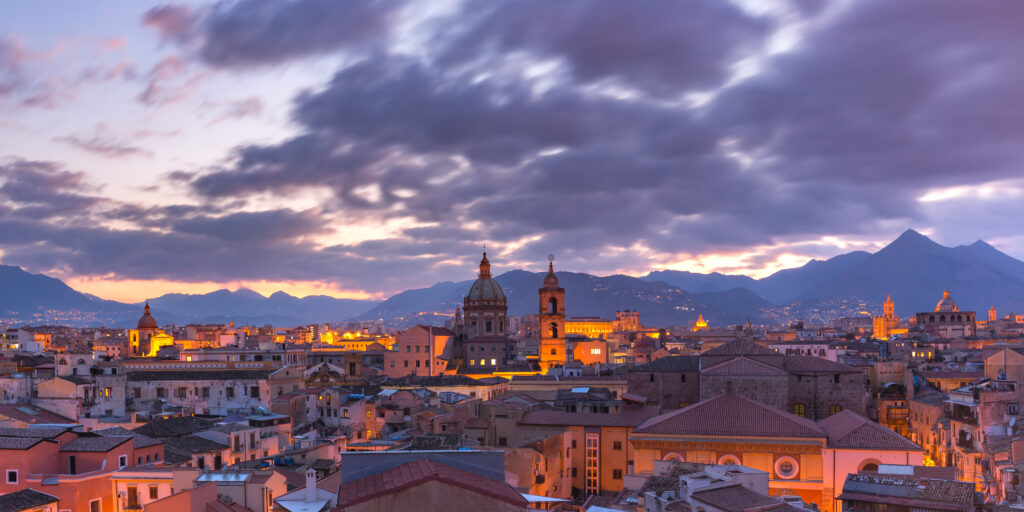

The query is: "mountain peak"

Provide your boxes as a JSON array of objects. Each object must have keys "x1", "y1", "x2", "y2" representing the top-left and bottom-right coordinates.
[{"x1": 883, "y1": 229, "x2": 942, "y2": 253}]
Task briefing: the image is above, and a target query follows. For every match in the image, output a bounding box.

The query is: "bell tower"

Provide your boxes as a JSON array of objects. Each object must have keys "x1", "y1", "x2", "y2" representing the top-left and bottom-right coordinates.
[{"x1": 538, "y1": 255, "x2": 566, "y2": 372}]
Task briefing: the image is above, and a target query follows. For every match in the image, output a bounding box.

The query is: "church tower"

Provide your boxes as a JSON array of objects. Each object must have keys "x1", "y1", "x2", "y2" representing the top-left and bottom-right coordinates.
[
  {"x1": 883, "y1": 295, "x2": 896, "y2": 323},
  {"x1": 538, "y1": 256, "x2": 566, "y2": 372},
  {"x1": 989, "y1": 306, "x2": 997, "y2": 322}
]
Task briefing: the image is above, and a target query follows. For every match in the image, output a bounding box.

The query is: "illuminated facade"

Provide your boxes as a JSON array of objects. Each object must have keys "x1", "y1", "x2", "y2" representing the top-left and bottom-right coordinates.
[
  {"x1": 872, "y1": 295, "x2": 904, "y2": 339},
  {"x1": 565, "y1": 317, "x2": 614, "y2": 338}
]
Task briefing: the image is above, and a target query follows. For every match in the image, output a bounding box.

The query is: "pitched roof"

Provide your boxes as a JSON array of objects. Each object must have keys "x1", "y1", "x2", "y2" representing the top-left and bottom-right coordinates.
[
  {"x1": 781, "y1": 356, "x2": 863, "y2": 374},
  {"x1": 61, "y1": 435, "x2": 133, "y2": 452},
  {"x1": 162, "y1": 435, "x2": 230, "y2": 455},
  {"x1": 702, "y1": 357, "x2": 788, "y2": 376},
  {"x1": 0, "y1": 488, "x2": 60, "y2": 511},
  {"x1": 691, "y1": 484, "x2": 795, "y2": 512},
  {"x1": 633, "y1": 394, "x2": 826, "y2": 439},
  {"x1": 94, "y1": 427, "x2": 164, "y2": 449},
  {"x1": 0, "y1": 404, "x2": 75, "y2": 424},
  {"x1": 818, "y1": 411, "x2": 922, "y2": 451},
  {"x1": 334, "y1": 458, "x2": 527, "y2": 509},
  {"x1": 704, "y1": 339, "x2": 775, "y2": 357},
  {"x1": 133, "y1": 416, "x2": 217, "y2": 438},
  {"x1": 839, "y1": 474, "x2": 975, "y2": 510},
  {"x1": 519, "y1": 406, "x2": 660, "y2": 428},
  {"x1": 632, "y1": 356, "x2": 700, "y2": 372}
]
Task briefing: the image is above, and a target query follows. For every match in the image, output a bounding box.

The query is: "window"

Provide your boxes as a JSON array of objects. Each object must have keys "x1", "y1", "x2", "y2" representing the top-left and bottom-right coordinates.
[
  {"x1": 119, "y1": 455, "x2": 127, "y2": 468},
  {"x1": 6, "y1": 470, "x2": 16, "y2": 483},
  {"x1": 591, "y1": 348, "x2": 601, "y2": 355},
  {"x1": 250, "y1": 386, "x2": 259, "y2": 398},
  {"x1": 103, "y1": 387, "x2": 112, "y2": 398},
  {"x1": 406, "y1": 346, "x2": 411, "y2": 352},
  {"x1": 149, "y1": 485, "x2": 159, "y2": 499},
  {"x1": 833, "y1": 375, "x2": 840, "y2": 384},
  {"x1": 775, "y1": 456, "x2": 798, "y2": 479},
  {"x1": 830, "y1": 404, "x2": 842, "y2": 416},
  {"x1": 498, "y1": 437, "x2": 507, "y2": 446},
  {"x1": 571, "y1": 467, "x2": 578, "y2": 477},
  {"x1": 490, "y1": 358, "x2": 497, "y2": 366},
  {"x1": 226, "y1": 387, "x2": 235, "y2": 398},
  {"x1": 613, "y1": 441, "x2": 622, "y2": 450},
  {"x1": 718, "y1": 454, "x2": 741, "y2": 465},
  {"x1": 404, "y1": 360, "x2": 409, "y2": 367},
  {"x1": 613, "y1": 469, "x2": 623, "y2": 479},
  {"x1": 486, "y1": 320, "x2": 492, "y2": 332},
  {"x1": 250, "y1": 432, "x2": 256, "y2": 447},
  {"x1": 415, "y1": 345, "x2": 420, "y2": 353},
  {"x1": 550, "y1": 348, "x2": 556, "y2": 355},
  {"x1": 572, "y1": 440, "x2": 577, "y2": 449},
  {"x1": 390, "y1": 361, "x2": 395, "y2": 368},
  {"x1": 1009, "y1": 403, "x2": 1019, "y2": 415},
  {"x1": 649, "y1": 373, "x2": 655, "y2": 382},
  {"x1": 793, "y1": 403, "x2": 806, "y2": 418},
  {"x1": 681, "y1": 374, "x2": 686, "y2": 382},
  {"x1": 343, "y1": 409, "x2": 349, "y2": 418},
  {"x1": 90, "y1": 499, "x2": 100, "y2": 512},
  {"x1": 156, "y1": 388, "x2": 166, "y2": 398},
  {"x1": 416, "y1": 360, "x2": 421, "y2": 367},
  {"x1": 133, "y1": 388, "x2": 141, "y2": 399},
  {"x1": 202, "y1": 387, "x2": 210, "y2": 398}
]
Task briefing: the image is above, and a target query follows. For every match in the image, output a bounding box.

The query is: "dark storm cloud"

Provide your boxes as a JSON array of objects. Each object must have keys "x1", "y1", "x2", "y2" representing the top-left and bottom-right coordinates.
[
  {"x1": 0, "y1": 159, "x2": 102, "y2": 216},
  {"x1": 439, "y1": 0, "x2": 770, "y2": 97},
  {"x1": 172, "y1": 208, "x2": 330, "y2": 243},
  {"x1": 145, "y1": 0, "x2": 398, "y2": 68}
]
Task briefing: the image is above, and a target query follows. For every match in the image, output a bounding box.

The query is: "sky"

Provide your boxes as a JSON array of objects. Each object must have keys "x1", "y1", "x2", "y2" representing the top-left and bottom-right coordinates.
[{"x1": 1, "y1": 0, "x2": 1024, "y2": 303}]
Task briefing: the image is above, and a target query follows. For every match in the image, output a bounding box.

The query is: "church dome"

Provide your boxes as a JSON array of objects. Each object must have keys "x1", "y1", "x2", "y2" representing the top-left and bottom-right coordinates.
[
  {"x1": 541, "y1": 259, "x2": 561, "y2": 290},
  {"x1": 466, "y1": 252, "x2": 506, "y2": 302},
  {"x1": 137, "y1": 302, "x2": 158, "y2": 329},
  {"x1": 935, "y1": 288, "x2": 959, "y2": 312}
]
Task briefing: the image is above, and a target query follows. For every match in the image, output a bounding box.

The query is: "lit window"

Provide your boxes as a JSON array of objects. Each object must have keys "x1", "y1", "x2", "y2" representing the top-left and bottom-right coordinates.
[
  {"x1": 490, "y1": 359, "x2": 496, "y2": 366},
  {"x1": 470, "y1": 360, "x2": 475, "y2": 366},
  {"x1": 590, "y1": 348, "x2": 601, "y2": 355}
]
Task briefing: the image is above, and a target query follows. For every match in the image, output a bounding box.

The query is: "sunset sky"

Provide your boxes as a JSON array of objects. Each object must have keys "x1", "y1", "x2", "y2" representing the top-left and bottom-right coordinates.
[{"x1": 2, "y1": 0, "x2": 1023, "y2": 303}]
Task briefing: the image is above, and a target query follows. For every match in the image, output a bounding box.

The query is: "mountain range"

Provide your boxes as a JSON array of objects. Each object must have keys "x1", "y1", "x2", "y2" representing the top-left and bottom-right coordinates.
[{"x1": 3, "y1": 229, "x2": 1024, "y2": 328}]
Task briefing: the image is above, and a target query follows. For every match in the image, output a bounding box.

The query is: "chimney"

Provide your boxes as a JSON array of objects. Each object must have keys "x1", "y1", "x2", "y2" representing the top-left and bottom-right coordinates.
[{"x1": 305, "y1": 469, "x2": 317, "y2": 502}]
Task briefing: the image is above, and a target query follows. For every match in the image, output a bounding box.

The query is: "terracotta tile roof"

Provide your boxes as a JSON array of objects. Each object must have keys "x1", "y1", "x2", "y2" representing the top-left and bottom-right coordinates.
[
  {"x1": 127, "y1": 369, "x2": 274, "y2": 381},
  {"x1": 704, "y1": 339, "x2": 775, "y2": 356},
  {"x1": 335, "y1": 458, "x2": 527, "y2": 508},
  {"x1": 0, "y1": 404, "x2": 74, "y2": 424},
  {"x1": 817, "y1": 411, "x2": 922, "y2": 451},
  {"x1": 61, "y1": 435, "x2": 133, "y2": 452},
  {"x1": 702, "y1": 357, "x2": 789, "y2": 376},
  {"x1": 94, "y1": 427, "x2": 164, "y2": 449},
  {"x1": 840, "y1": 474, "x2": 975, "y2": 511},
  {"x1": 632, "y1": 356, "x2": 700, "y2": 372},
  {"x1": 781, "y1": 356, "x2": 863, "y2": 374},
  {"x1": 0, "y1": 488, "x2": 59, "y2": 511},
  {"x1": 633, "y1": 394, "x2": 826, "y2": 439},
  {"x1": 133, "y1": 416, "x2": 217, "y2": 438},
  {"x1": 911, "y1": 389, "x2": 949, "y2": 406},
  {"x1": 519, "y1": 406, "x2": 660, "y2": 428},
  {"x1": 691, "y1": 484, "x2": 795, "y2": 512}
]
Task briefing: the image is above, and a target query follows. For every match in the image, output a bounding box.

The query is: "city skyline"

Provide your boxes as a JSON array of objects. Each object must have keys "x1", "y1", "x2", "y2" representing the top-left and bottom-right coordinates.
[{"x1": 3, "y1": 0, "x2": 1024, "y2": 302}]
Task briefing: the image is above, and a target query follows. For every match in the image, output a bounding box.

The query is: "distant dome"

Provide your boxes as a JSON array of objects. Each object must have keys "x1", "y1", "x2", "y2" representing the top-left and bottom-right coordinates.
[
  {"x1": 466, "y1": 252, "x2": 506, "y2": 302},
  {"x1": 935, "y1": 288, "x2": 959, "y2": 312},
  {"x1": 137, "y1": 302, "x2": 158, "y2": 329}
]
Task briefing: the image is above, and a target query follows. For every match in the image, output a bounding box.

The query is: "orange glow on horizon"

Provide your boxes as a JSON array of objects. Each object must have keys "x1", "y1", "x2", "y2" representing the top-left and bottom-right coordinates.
[{"x1": 64, "y1": 276, "x2": 382, "y2": 303}]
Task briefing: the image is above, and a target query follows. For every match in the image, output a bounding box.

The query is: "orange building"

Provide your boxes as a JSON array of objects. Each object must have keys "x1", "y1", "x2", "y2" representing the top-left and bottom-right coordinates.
[{"x1": 538, "y1": 258, "x2": 567, "y2": 372}]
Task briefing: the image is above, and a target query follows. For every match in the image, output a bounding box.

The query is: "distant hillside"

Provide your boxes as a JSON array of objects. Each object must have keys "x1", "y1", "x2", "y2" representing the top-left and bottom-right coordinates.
[{"x1": 360, "y1": 270, "x2": 771, "y2": 328}]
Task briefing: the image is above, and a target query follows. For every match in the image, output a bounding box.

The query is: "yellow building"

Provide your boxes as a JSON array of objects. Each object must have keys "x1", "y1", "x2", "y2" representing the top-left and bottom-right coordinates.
[{"x1": 565, "y1": 317, "x2": 614, "y2": 339}]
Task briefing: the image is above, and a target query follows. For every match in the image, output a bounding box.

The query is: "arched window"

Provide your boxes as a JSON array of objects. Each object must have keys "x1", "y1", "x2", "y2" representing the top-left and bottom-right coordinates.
[
  {"x1": 940, "y1": 315, "x2": 946, "y2": 322},
  {"x1": 77, "y1": 359, "x2": 86, "y2": 365},
  {"x1": 793, "y1": 403, "x2": 806, "y2": 418},
  {"x1": 550, "y1": 323, "x2": 558, "y2": 338},
  {"x1": 830, "y1": 404, "x2": 842, "y2": 416},
  {"x1": 662, "y1": 452, "x2": 683, "y2": 462},
  {"x1": 549, "y1": 297, "x2": 557, "y2": 314},
  {"x1": 929, "y1": 315, "x2": 935, "y2": 322},
  {"x1": 58, "y1": 360, "x2": 68, "y2": 365},
  {"x1": 861, "y1": 462, "x2": 879, "y2": 472}
]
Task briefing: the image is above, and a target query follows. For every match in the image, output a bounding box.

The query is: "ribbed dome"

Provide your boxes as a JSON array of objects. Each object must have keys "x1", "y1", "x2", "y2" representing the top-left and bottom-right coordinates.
[
  {"x1": 137, "y1": 302, "x2": 158, "y2": 329},
  {"x1": 935, "y1": 288, "x2": 959, "y2": 312},
  {"x1": 467, "y1": 277, "x2": 506, "y2": 301}
]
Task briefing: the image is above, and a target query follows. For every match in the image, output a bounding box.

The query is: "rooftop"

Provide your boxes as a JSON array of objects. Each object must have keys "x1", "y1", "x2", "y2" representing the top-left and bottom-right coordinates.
[
  {"x1": 519, "y1": 406, "x2": 660, "y2": 428},
  {"x1": 335, "y1": 458, "x2": 527, "y2": 509},
  {"x1": 818, "y1": 411, "x2": 922, "y2": 451},
  {"x1": 0, "y1": 488, "x2": 59, "y2": 511},
  {"x1": 634, "y1": 394, "x2": 826, "y2": 439},
  {"x1": 61, "y1": 435, "x2": 133, "y2": 452}
]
